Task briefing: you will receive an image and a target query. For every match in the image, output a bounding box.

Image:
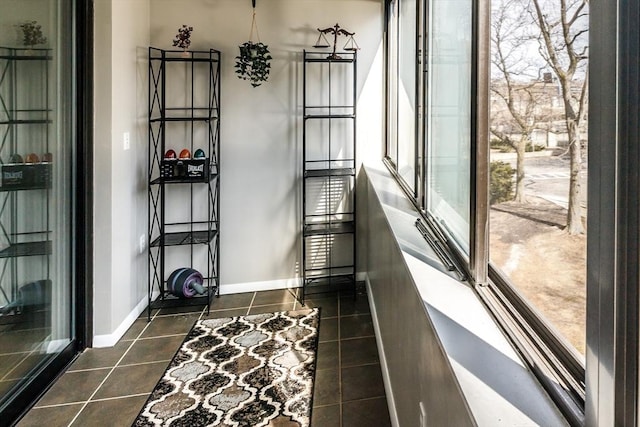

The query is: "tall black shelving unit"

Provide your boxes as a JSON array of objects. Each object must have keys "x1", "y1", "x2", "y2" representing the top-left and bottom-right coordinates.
[
  {"x1": 147, "y1": 47, "x2": 220, "y2": 319},
  {"x1": 0, "y1": 47, "x2": 52, "y2": 321},
  {"x1": 302, "y1": 50, "x2": 357, "y2": 302}
]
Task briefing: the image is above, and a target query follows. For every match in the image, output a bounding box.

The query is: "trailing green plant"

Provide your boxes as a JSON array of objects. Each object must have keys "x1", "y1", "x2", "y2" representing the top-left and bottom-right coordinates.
[
  {"x1": 235, "y1": 42, "x2": 272, "y2": 87},
  {"x1": 490, "y1": 161, "x2": 515, "y2": 205},
  {"x1": 20, "y1": 21, "x2": 46, "y2": 47}
]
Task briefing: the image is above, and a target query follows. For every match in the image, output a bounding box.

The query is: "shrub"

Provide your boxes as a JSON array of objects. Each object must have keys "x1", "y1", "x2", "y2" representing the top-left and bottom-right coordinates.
[
  {"x1": 490, "y1": 161, "x2": 515, "y2": 204},
  {"x1": 490, "y1": 138, "x2": 513, "y2": 152},
  {"x1": 525, "y1": 142, "x2": 546, "y2": 152}
]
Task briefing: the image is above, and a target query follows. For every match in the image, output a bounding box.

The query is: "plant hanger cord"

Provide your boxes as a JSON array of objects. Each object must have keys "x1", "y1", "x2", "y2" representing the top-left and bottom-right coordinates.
[{"x1": 249, "y1": 3, "x2": 261, "y2": 43}]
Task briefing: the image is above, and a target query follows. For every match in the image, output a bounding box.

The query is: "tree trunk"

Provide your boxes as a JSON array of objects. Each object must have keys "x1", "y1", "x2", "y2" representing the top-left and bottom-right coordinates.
[
  {"x1": 514, "y1": 138, "x2": 527, "y2": 203},
  {"x1": 566, "y1": 120, "x2": 584, "y2": 234}
]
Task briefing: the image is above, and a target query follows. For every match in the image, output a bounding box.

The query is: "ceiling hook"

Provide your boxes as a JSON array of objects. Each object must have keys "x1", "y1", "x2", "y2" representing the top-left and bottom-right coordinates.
[{"x1": 252, "y1": 0, "x2": 256, "y2": 8}]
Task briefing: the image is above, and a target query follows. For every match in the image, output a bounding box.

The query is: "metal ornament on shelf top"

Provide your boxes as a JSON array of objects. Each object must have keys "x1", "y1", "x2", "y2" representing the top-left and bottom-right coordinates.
[{"x1": 314, "y1": 23, "x2": 360, "y2": 59}]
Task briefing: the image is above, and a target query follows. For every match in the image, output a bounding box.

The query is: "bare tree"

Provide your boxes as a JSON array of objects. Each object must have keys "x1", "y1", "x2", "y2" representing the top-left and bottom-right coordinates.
[
  {"x1": 490, "y1": 0, "x2": 553, "y2": 203},
  {"x1": 529, "y1": 0, "x2": 588, "y2": 234}
]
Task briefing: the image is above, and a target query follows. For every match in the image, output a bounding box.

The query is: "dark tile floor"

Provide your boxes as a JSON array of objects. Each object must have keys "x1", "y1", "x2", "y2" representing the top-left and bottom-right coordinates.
[{"x1": 17, "y1": 288, "x2": 392, "y2": 426}]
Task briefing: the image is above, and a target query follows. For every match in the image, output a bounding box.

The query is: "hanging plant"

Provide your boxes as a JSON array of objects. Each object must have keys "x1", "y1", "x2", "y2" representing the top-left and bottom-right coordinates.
[
  {"x1": 235, "y1": 0, "x2": 272, "y2": 87},
  {"x1": 235, "y1": 41, "x2": 272, "y2": 87}
]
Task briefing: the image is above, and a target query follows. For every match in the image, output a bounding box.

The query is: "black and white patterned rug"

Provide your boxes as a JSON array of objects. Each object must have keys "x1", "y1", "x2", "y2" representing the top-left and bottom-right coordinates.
[{"x1": 133, "y1": 309, "x2": 319, "y2": 427}]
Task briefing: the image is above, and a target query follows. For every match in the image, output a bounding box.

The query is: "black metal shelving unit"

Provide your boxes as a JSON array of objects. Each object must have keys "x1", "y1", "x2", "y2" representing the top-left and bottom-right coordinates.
[
  {"x1": 0, "y1": 47, "x2": 52, "y2": 319},
  {"x1": 301, "y1": 50, "x2": 357, "y2": 302},
  {"x1": 147, "y1": 47, "x2": 220, "y2": 319}
]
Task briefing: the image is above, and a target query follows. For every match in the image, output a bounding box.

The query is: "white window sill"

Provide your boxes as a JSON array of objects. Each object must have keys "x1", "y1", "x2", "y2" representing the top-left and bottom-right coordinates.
[{"x1": 361, "y1": 161, "x2": 567, "y2": 426}]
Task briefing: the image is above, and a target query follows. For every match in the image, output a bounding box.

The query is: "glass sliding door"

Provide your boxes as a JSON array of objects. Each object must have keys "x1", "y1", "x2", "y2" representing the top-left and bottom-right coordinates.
[
  {"x1": 0, "y1": 0, "x2": 81, "y2": 419},
  {"x1": 425, "y1": 0, "x2": 472, "y2": 252}
]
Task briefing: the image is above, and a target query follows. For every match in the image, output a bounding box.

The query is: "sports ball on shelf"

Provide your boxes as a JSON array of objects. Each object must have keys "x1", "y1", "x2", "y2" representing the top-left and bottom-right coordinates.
[
  {"x1": 8, "y1": 154, "x2": 23, "y2": 164},
  {"x1": 25, "y1": 153, "x2": 40, "y2": 164},
  {"x1": 42, "y1": 153, "x2": 53, "y2": 163},
  {"x1": 164, "y1": 149, "x2": 177, "y2": 160},
  {"x1": 167, "y1": 267, "x2": 205, "y2": 298},
  {"x1": 179, "y1": 148, "x2": 191, "y2": 160},
  {"x1": 193, "y1": 148, "x2": 206, "y2": 159}
]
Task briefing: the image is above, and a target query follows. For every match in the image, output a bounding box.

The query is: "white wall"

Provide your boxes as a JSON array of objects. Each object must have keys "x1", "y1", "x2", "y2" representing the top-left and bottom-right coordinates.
[
  {"x1": 93, "y1": 0, "x2": 150, "y2": 342},
  {"x1": 150, "y1": 0, "x2": 384, "y2": 288},
  {"x1": 93, "y1": 0, "x2": 383, "y2": 344}
]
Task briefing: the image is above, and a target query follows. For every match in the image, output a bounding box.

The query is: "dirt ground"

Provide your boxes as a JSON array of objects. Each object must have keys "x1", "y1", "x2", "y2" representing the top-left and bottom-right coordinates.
[{"x1": 489, "y1": 196, "x2": 586, "y2": 356}]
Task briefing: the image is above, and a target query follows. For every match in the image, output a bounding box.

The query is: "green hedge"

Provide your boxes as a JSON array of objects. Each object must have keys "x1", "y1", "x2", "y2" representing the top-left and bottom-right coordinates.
[{"x1": 490, "y1": 161, "x2": 515, "y2": 204}]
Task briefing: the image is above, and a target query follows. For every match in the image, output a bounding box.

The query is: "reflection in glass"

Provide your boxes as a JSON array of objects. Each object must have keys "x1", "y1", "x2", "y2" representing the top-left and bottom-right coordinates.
[
  {"x1": 0, "y1": 0, "x2": 73, "y2": 402},
  {"x1": 426, "y1": 0, "x2": 472, "y2": 251},
  {"x1": 397, "y1": 0, "x2": 417, "y2": 191}
]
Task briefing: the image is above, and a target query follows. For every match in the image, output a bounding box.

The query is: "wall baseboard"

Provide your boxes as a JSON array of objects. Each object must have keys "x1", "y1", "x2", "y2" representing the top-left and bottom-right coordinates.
[
  {"x1": 219, "y1": 277, "x2": 301, "y2": 295},
  {"x1": 365, "y1": 274, "x2": 400, "y2": 427},
  {"x1": 92, "y1": 280, "x2": 302, "y2": 348},
  {"x1": 92, "y1": 293, "x2": 151, "y2": 348}
]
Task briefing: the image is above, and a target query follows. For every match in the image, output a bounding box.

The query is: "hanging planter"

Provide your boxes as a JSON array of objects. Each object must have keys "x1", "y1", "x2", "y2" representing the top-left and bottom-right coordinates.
[
  {"x1": 235, "y1": 0, "x2": 272, "y2": 87},
  {"x1": 236, "y1": 41, "x2": 271, "y2": 87}
]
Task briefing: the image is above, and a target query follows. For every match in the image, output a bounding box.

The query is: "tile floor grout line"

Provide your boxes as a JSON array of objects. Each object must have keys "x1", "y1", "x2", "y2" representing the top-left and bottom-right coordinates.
[
  {"x1": 136, "y1": 333, "x2": 190, "y2": 340},
  {"x1": 316, "y1": 361, "x2": 381, "y2": 372},
  {"x1": 247, "y1": 301, "x2": 296, "y2": 309},
  {"x1": 340, "y1": 361, "x2": 382, "y2": 369},
  {"x1": 0, "y1": 346, "x2": 40, "y2": 382},
  {"x1": 339, "y1": 312, "x2": 372, "y2": 318},
  {"x1": 153, "y1": 304, "x2": 258, "y2": 318},
  {"x1": 341, "y1": 394, "x2": 389, "y2": 404},
  {"x1": 66, "y1": 308, "x2": 162, "y2": 426},
  {"x1": 339, "y1": 334, "x2": 376, "y2": 341},
  {"x1": 246, "y1": 292, "x2": 257, "y2": 316},
  {"x1": 88, "y1": 392, "x2": 151, "y2": 403},
  {"x1": 153, "y1": 311, "x2": 211, "y2": 319},
  {"x1": 0, "y1": 349, "x2": 44, "y2": 356},
  {"x1": 34, "y1": 400, "x2": 88, "y2": 409},
  {"x1": 65, "y1": 366, "x2": 116, "y2": 374},
  {"x1": 65, "y1": 358, "x2": 172, "y2": 374},
  {"x1": 108, "y1": 359, "x2": 173, "y2": 369}
]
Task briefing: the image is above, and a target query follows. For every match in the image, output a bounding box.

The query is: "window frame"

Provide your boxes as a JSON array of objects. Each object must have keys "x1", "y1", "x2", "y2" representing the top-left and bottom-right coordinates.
[{"x1": 382, "y1": 0, "x2": 598, "y2": 424}]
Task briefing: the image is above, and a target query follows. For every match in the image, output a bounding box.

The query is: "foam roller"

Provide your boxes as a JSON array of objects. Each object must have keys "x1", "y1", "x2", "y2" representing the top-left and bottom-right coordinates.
[{"x1": 167, "y1": 268, "x2": 205, "y2": 298}]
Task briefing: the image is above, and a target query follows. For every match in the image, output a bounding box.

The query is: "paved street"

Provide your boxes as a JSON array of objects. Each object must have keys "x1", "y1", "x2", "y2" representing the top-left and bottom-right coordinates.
[{"x1": 493, "y1": 151, "x2": 588, "y2": 212}]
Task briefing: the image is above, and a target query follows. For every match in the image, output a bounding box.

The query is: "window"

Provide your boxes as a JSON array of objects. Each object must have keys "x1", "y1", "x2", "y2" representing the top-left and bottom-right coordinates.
[
  {"x1": 386, "y1": 0, "x2": 640, "y2": 424},
  {"x1": 384, "y1": 0, "x2": 590, "y2": 422},
  {"x1": 385, "y1": 0, "x2": 418, "y2": 196},
  {"x1": 425, "y1": 0, "x2": 472, "y2": 251},
  {"x1": 488, "y1": 0, "x2": 588, "y2": 357}
]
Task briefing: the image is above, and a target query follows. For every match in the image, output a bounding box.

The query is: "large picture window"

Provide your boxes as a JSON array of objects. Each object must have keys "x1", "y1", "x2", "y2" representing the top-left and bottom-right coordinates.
[
  {"x1": 488, "y1": 0, "x2": 588, "y2": 357},
  {"x1": 384, "y1": 0, "x2": 592, "y2": 422}
]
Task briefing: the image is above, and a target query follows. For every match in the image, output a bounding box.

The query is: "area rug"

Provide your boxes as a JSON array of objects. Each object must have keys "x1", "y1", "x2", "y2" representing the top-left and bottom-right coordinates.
[{"x1": 133, "y1": 309, "x2": 320, "y2": 427}]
